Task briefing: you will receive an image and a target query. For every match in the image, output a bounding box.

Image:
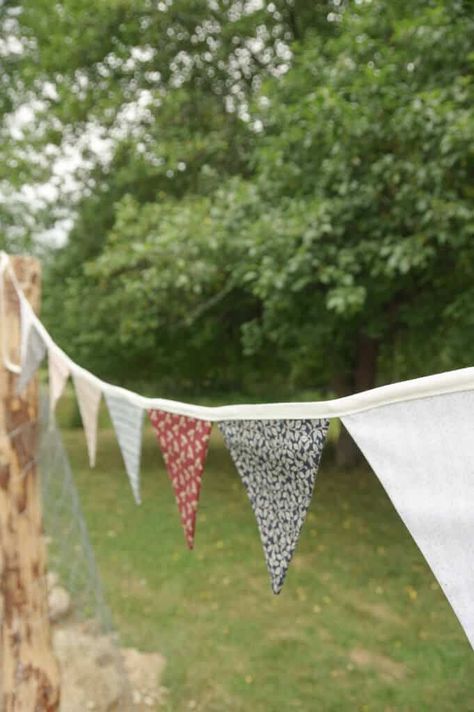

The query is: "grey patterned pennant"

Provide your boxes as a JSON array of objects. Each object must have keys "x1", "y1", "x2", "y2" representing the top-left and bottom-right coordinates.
[
  {"x1": 17, "y1": 323, "x2": 46, "y2": 394},
  {"x1": 105, "y1": 391, "x2": 144, "y2": 504},
  {"x1": 219, "y1": 418, "x2": 329, "y2": 594}
]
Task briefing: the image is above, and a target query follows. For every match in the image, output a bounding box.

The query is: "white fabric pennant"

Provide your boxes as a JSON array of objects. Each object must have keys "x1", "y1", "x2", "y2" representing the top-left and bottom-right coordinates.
[
  {"x1": 73, "y1": 372, "x2": 102, "y2": 468},
  {"x1": 17, "y1": 321, "x2": 46, "y2": 394},
  {"x1": 342, "y1": 390, "x2": 474, "y2": 649},
  {"x1": 48, "y1": 349, "x2": 70, "y2": 414},
  {"x1": 105, "y1": 391, "x2": 144, "y2": 505},
  {"x1": 19, "y1": 295, "x2": 32, "y2": 366}
]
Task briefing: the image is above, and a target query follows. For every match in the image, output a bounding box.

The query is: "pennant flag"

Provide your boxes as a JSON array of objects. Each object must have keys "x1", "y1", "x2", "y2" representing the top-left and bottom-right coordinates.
[
  {"x1": 19, "y1": 295, "x2": 32, "y2": 365},
  {"x1": 342, "y1": 390, "x2": 474, "y2": 649},
  {"x1": 105, "y1": 391, "x2": 144, "y2": 504},
  {"x1": 219, "y1": 418, "x2": 329, "y2": 594},
  {"x1": 73, "y1": 372, "x2": 102, "y2": 467},
  {"x1": 148, "y1": 409, "x2": 212, "y2": 549},
  {"x1": 48, "y1": 349, "x2": 70, "y2": 414},
  {"x1": 17, "y1": 321, "x2": 46, "y2": 393}
]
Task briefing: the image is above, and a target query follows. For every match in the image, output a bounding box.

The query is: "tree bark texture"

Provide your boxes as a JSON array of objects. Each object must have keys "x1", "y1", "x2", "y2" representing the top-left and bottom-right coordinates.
[
  {"x1": 335, "y1": 334, "x2": 379, "y2": 469},
  {"x1": 0, "y1": 256, "x2": 60, "y2": 711}
]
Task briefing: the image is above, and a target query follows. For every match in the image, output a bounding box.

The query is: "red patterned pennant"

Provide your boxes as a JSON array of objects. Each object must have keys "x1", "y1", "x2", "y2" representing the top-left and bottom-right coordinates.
[{"x1": 148, "y1": 410, "x2": 212, "y2": 549}]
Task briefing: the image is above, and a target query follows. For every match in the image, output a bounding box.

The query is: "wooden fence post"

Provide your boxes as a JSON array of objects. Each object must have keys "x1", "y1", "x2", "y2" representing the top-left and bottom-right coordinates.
[{"x1": 0, "y1": 256, "x2": 60, "y2": 710}]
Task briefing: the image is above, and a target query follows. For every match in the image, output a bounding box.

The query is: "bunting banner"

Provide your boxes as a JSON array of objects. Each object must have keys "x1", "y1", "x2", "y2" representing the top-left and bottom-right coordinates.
[
  {"x1": 48, "y1": 348, "x2": 70, "y2": 414},
  {"x1": 148, "y1": 410, "x2": 212, "y2": 549},
  {"x1": 105, "y1": 392, "x2": 144, "y2": 505},
  {"x1": 219, "y1": 419, "x2": 329, "y2": 593},
  {"x1": 73, "y1": 372, "x2": 102, "y2": 468},
  {"x1": 342, "y1": 391, "x2": 474, "y2": 649},
  {"x1": 17, "y1": 319, "x2": 46, "y2": 394},
  {"x1": 2, "y1": 249, "x2": 474, "y2": 648}
]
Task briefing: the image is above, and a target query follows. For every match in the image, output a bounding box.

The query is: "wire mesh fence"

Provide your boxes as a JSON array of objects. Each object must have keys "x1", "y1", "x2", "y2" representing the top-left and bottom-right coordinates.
[
  {"x1": 1, "y1": 392, "x2": 159, "y2": 709},
  {"x1": 38, "y1": 392, "x2": 138, "y2": 710},
  {"x1": 38, "y1": 391, "x2": 113, "y2": 631}
]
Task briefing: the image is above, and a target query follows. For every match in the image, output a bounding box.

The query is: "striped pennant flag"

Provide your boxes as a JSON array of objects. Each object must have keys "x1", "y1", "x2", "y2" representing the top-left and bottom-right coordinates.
[{"x1": 105, "y1": 391, "x2": 144, "y2": 505}]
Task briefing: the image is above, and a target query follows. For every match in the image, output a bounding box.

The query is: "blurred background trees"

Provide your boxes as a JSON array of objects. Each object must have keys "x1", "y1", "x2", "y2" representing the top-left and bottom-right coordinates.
[{"x1": 1, "y1": 0, "x2": 473, "y2": 457}]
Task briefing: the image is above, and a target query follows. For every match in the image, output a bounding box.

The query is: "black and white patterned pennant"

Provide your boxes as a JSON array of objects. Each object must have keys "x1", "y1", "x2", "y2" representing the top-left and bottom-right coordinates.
[{"x1": 219, "y1": 418, "x2": 329, "y2": 594}]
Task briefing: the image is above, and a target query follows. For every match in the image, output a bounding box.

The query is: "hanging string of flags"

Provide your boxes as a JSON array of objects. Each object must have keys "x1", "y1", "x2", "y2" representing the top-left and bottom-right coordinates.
[{"x1": 1, "y1": 251, "x2": 474, "y2": 650}]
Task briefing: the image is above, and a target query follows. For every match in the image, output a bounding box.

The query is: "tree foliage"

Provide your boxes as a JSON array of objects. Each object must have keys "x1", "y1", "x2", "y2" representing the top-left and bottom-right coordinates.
[{"x1": 2, "y1": 1, "x2": 474, "y2": 399}]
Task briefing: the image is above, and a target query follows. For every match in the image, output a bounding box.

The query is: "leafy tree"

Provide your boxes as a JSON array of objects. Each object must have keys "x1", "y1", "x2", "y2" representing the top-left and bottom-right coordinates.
[
  {"x1": 72, "y1": 0, "x2": 474, "y2": 462},
  {"x1": 3, "y1": 0, "x2": 474, "y2": 466},
  {"x1": 235, "y1": 0, "x2": 474, "y2": 390},
  {"x1": 6, "y1": 0, "x2": 339, "y2": 384},
  {"x1": 4, "y1": 0, "x2": 338, "y2": 259}
]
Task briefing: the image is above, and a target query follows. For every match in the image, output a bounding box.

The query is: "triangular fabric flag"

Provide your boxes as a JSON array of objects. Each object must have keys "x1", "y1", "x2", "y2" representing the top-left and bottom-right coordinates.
[
  {"x1": 342, "y1": 390, "x2": 474, "y2": 649},
  {"x1": 73, "y1": 372, "x2": 102, "y2": 467},
  {"x1": 105, "y1": 391, "x2": 144, "y2": 504},
  {"x1": 17, "y1": 320, "x2": 46, "y2": 394},
  {"x1": 219, "y1": 418, "x2": 329, "y2": 594},
  {"x1": 148, "y1": 409, "x2": 212, "y2": 549},
  {"x1": 48, "y1": 349, "x2": 70, "y2": 414},
  {"x1": 19, "y1": 295, "x2": 32, "y2": 366}
]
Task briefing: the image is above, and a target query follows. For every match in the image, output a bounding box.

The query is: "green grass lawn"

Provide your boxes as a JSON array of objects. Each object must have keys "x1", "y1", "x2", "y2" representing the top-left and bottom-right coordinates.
[{"x1": 56, "y1": 398, "x2": 473, "y2": 712}]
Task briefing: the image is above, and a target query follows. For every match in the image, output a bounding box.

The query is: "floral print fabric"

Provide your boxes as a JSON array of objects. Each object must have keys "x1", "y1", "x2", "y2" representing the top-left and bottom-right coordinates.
[
  {"x1": 219, "y1": 418, "x2": 329, "y2": 593},
  {"x1": 148, "y1": 410, "x2": 212, "y2": 549}
]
